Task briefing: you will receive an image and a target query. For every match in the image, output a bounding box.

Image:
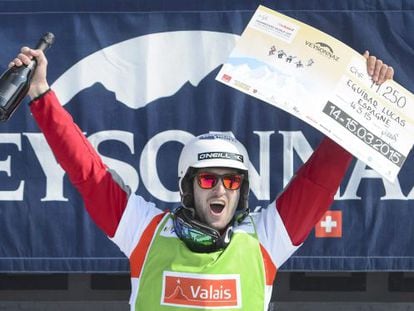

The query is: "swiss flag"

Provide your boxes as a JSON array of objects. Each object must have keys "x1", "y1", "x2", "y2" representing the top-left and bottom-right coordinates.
[{"x1": 315, "y1": 210, "x2": 342, "y2": 238}]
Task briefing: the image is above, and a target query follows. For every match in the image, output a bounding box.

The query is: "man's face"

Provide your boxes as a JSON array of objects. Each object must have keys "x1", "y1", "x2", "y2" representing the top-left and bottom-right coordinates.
[{"x1": 193, "y1": 167, "x2": 241, "y2": 231}]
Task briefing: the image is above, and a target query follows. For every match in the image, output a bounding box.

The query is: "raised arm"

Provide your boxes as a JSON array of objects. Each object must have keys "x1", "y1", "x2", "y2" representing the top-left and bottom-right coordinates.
[
  {"x1": 13, "y1": 47, "x2": 129, "y2": 237},
  {"x1": 276, "y1": 137, "x2": 352, "y2": 245},
  {"x1": 277, "y1": 52, "x2": 394, "y2": 245}
]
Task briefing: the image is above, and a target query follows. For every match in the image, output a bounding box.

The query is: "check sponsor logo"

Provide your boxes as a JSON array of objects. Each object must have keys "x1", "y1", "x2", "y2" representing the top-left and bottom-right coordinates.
[
  {"x1": 304, "y1": 40, "x2": 340, "y2": 62},
  {"x1": 221, "y1": 73, "x2": 232, "y2": 82},
  {"x1": 234, "y1": 80, "x2": 251, "y2": 91},
  {"x1": 161, "y1": 271, "x2": 241, "y2": 308}
]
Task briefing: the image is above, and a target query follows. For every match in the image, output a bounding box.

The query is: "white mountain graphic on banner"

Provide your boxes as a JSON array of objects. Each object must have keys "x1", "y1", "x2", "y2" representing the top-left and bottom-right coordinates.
[{"x1": 51, "y1": 31, "x2": 238, "y2": 108}]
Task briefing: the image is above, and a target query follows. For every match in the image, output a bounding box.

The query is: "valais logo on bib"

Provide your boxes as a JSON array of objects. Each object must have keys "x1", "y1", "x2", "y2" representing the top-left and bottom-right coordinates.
[{"x1": 161, "y1": 271, "x2": 241, "y2": 308}]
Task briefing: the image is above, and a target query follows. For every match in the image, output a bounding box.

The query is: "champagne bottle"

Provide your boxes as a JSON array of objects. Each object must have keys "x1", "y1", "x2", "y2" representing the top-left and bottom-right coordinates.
[{"x1": 0, "y1": 32, "x2": 55, "y2": 122}]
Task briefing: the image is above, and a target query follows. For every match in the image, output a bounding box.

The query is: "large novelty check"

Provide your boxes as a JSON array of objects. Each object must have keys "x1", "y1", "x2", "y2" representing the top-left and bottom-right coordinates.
[{"x1": 216, "y1": 5, "x2": 414, "y2": 182}]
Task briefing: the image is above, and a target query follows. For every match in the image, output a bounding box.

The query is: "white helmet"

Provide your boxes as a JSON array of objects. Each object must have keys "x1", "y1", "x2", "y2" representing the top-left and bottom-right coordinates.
[{"x1": 178, "y1": 133, "x2": 250, "y2": 212}]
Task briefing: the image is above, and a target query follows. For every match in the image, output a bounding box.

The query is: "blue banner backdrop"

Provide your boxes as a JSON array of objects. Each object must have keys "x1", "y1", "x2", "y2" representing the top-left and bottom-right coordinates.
[{"x1": 0, "y1": 0, "x2": 413, "y2": 272}]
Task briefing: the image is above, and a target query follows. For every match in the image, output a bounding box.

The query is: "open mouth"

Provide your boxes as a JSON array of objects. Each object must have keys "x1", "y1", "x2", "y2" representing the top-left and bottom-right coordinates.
[{"x1": 210, "y1": 203, "x2": 225, "y2": 214}]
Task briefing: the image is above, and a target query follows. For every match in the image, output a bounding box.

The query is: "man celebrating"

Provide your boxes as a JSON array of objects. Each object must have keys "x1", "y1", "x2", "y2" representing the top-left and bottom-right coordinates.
[{"x1": 10, "y1": 47, "x2": 392, "y2": 310}]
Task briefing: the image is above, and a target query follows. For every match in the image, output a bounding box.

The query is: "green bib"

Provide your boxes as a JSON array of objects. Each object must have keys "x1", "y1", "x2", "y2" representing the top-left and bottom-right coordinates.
[{"x1": 134, "y1": 215, "x2": 267, "y2": 310}]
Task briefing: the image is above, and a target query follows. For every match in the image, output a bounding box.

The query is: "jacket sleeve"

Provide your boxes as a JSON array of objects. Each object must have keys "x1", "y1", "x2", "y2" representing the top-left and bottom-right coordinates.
[
  {"x1": 30, "y1": 89, "x2": 129, "y2": 237},
  {"x1": 276, "y1": 137, "x2": 353, "y2": 245}
]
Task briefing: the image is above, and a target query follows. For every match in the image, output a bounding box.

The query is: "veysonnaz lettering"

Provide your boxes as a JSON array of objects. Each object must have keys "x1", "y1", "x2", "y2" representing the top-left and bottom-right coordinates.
[
  {"x1": 198, "y1": 152, "x2": 244, "y2": 162},
  {"x1": 305, "y1": 41, "x2": 340, "y2": 62},
  {"x1": 2, "y1": 130, "x2": 413, "y2": 203}
]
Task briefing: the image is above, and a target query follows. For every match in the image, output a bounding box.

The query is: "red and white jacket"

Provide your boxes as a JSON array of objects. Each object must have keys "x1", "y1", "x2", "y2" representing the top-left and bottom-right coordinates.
[{"x1": 30, "y1": 89, "x2": 352, "y2": 285}]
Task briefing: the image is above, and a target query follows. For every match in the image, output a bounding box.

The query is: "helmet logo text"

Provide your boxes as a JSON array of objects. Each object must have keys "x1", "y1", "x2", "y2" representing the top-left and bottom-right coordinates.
[{"x1": 198, "y1": 152, "x2": 244, "y2": 163}]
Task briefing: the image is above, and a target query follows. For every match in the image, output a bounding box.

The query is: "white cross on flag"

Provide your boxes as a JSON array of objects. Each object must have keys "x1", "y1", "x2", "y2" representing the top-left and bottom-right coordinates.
[{"x1": 315, "y1": 210, "x2": 342, "y2": 238}]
